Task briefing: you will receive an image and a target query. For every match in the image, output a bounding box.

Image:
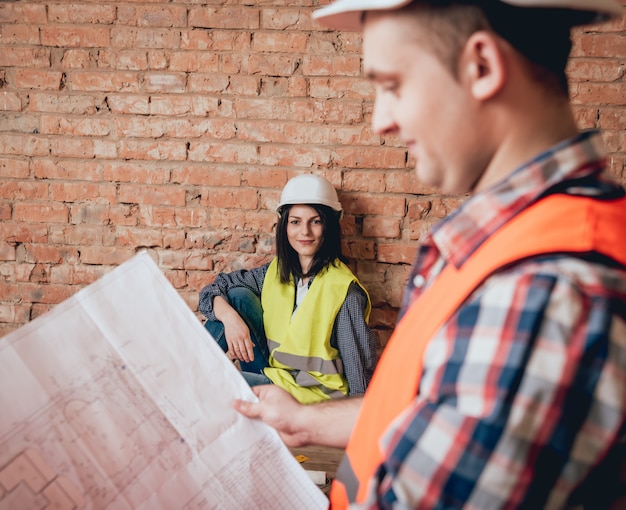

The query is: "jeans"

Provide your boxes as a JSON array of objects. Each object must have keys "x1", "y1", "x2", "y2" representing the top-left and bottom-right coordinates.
[{"x1": 204, "y1": 287, "x2": 272, "y2": 386}]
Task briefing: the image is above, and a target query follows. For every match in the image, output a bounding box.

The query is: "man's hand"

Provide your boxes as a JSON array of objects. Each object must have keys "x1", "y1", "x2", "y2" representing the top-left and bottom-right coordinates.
[
  {"x1": 235, "y1": 385, "x2": 363, "y2": 450},
  {"x1": 234, "y1": 385, "x2": 310, "y2": 447}
]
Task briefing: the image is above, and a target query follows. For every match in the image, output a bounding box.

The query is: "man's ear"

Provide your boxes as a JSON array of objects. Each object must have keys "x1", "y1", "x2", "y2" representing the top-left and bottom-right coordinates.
[{"x1": 459, "y1": 31, "x2": 506, "y2": 101}]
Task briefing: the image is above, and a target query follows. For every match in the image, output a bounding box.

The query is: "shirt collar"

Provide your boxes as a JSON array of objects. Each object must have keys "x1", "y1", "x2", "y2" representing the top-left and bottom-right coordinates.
[{"x1": 429, "y1": 131, "x2": 608, "y2": 269}]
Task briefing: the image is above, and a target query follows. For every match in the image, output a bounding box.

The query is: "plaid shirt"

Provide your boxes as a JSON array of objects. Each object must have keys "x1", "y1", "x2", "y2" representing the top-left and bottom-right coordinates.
[{"x1": 361, "y1": 131, "x2": 626, "y2": 509}]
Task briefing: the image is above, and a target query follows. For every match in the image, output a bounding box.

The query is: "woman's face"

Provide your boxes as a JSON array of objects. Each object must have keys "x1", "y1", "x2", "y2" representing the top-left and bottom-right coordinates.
[{"x1": 286, "y1": 204, "x2": 324, "y2": 272}]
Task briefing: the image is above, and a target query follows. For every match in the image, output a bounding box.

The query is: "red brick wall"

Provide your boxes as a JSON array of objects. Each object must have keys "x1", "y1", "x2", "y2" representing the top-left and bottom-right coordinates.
[{"x1": 1, "y1": 1, "x2": 624, "y2": 345}]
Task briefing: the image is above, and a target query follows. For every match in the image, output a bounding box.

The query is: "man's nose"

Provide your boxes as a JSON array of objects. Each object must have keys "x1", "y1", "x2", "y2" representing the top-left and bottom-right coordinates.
[{"x1": 371, "y1": 95, "x2": 397, "y2": 135}]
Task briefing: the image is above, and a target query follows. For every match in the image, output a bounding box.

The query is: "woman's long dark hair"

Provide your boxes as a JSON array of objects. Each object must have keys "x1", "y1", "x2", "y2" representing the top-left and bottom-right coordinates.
[{"x1": 275, "y1": 203, "x2": 347, "y2": 283}]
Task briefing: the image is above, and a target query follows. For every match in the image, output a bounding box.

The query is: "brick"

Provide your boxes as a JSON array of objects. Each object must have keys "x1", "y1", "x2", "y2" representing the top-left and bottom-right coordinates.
[
  {"x1": 343, "y1": 239, "x2": 376, "y2": 261},
  {"x1": 0, "y1": 134, "x2": 49, "y2": 157},
  {"x1": 378, "y1": 243, "x2": 418, "y2": 265},
  {"x1": 242, "y1": 168, "x2": 287, "y2": 188},
  {"x1": 143, "y1": 73, "x2": 187, "y2": 93},
  {"x1": 247, "y1": 54, "x2": 301, "y2": 76},
  {"x1": 0, "y1": 180, "x2": 47, "y2": 201},
  {"x1": 13, "y1": 203, "x2": 69, "y2": 224},
  {"x1": 201, "y1": 188, "x2": 258, "y2": 209},
  {"x1": 334, "y1": 146, "x2": 407, "y2": 170},
  {"x1": 260, "y1": 8, "x2": 315, "y2": 31},
  {"x1": 49, "y1": 225, "x2": 105, "y2": 246},
  {"x1": 573, "y1": 33, "x2": 626, "y2": 58},
  {"x1": 50, "y1": 182, "x2": 115, "y2": 203},
  {"x1": 116, "y1": 5, "x2": 187, "y2": 27},
  {"x1": 233, "y1": 98, "x2": 289, "y2": 120},
  {"x1": 115, "y1": 226, "x2": 163, "y2": 247},
  {"x1": 14, "y1": 69, "x2": 63, "y2": 90},
  {"x1": 385, "y1": 170, "x2": 440, "y2": 195},
  {"x1": 181, "y1": 29, "x2": 251, "y2": 52},
  {"x1": 102, "y1": 162, "x2": 170, "y2": 184},
  {"x1": 1, "y1": 24, "x2": 40, "y2": 45},
  {"x1": 110, "y1": 27, "x2": 181, "y2": 49},
  {"x1": 208, "y1": 209, "x2": 276, "y2": 232},
  {"x1": 187, "y1": 73, "x2": 230, "y2": 93},
  {"x1": 0, "y1": 241, "x2": 16, "y2": 262},
  {"x1": 302, "y1": 55, "x2": 362, "y2": 77},
  {"x1": 188, "y1": 142, "x2": 258, "y2": 164},
  {"x1": 71, "y1": 71, "x2": 140, "y2": 92},
  {"x1": 29, "y1": 93, "x2": 96, "y2": 114},
  {"x1": 0, "y1": 158, "x2": 30, "y2": 178},
  {"x1": 119, "y1": 139, "x2": 187, "y2": 161},
  {"x1": 41, "y1": 115, "x2": 111, "y2": 136},
  {"x1": 0, "y1": 223, "x2": 48, "y2": 244},
  {"x1": 342, "y1": 194, "x2": 405, "y2": 216},
  {"x1": 169, "y1": 51, "x2": 219, "y2": 73},
  {"x1": 0, "y1": 47, "x2": 50, "y2": 68},
  {"x1": 363, "y1": 217, "x2": 401, "y2": 239},
  {"x1": 114, "y1": 50, "x2": 149, "y2": 71},
  {"x1": 0, "y1": 113, "x2": 39, "y2": 134},
  {"x1": 258, "y1": 144, "x2": 331, "y2": 168},
  {"x1": 0, "y1": 3, "x2": 47, "y2": 24},
  {"x1": 599, "y1": 108, "x2": 626, "y2": 131},
  {"x1": 0, "y1": 92, "x2": 22, "y2": 112},
  {"x1": 33, "y1": 159, "x2": 100, "y2": 181},
  {"x1": 567, "y1": 59, "x2": 624, "y2": 82},
  {"x1": 408, "y1": 219, "x2": 437, "y2": 241},
  {"x1": 252, "y1": 32, "x2": 309, "y2": 53},
  {"x1": 79, "y1": 246, "x2": 135, "y2": 265},
  {"x1": 343, "y1": 171, "x2": 385, "y2": 193},
  {"x1": 41, "y1": 27, "x2": 110, "y2": 48},
  {"x1": 48, "y1": 4, "x2": 116, "y2": 24},
  {"x1": 171, "y1": 165, "x2": 242, "y2": 187},
  {"x1": 309, "y1": 77, "x2": 375, "y2": 99},
  {"x1": 118, "y1": 184, "x2": 186, "y2": 206},
  {"x1": 19, "y1": 282, "x2": 77, "y2": 304},
  {"x1": 189, "y1": 6, "x2": 260, "y2": 30},
  {"x1": 107, "y1": 94, "x2": 150, "y2": 114},
  {"x1": 49, "y1": 138, "x2": 96, "y2": 159}
]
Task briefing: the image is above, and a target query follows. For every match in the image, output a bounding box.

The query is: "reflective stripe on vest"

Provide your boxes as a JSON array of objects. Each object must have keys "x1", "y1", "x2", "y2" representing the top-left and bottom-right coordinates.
[
  {"x1": 330, "y1": 194, "x2": 626, "y2": 508},
  {"x1": 261, "y1": 258, "x2": 372, "y2": 404}
]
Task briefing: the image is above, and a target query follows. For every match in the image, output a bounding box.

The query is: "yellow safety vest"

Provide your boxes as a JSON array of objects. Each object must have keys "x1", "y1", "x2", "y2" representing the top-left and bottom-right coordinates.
[
  {"x1": 262, "y1": 258, "x2": 371, "y2": 404},
  {"x1": 331, "y1": 194, "x2": 626, "y2": 507}
]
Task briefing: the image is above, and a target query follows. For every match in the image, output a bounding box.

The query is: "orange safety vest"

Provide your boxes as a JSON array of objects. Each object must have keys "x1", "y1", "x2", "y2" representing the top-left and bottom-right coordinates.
[{"x1": 330, "y1": 194, "x2": 626, "y2": 508}]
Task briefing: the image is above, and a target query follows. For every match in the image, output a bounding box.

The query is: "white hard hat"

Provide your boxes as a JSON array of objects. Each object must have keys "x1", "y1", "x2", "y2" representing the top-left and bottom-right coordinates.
[
  {"x1": 313, "y1": 0, "x2": 622, "y2": 30},
  {"x1": 277, "y1": 174, "x2": 343, "y2": 216}
]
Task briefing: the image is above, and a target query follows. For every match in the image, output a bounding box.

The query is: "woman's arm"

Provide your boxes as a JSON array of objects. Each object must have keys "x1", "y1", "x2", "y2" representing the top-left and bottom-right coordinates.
[
  {"x1": 198, "y1": 262, "x2": 270, "y2": 321},
  {"x1": 334, "y1": 282, "x2": 378, "y2": 395}
]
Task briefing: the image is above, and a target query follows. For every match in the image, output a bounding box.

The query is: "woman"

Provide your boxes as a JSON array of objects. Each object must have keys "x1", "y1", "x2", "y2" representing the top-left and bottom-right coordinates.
[{"x1": 198, "y1": 174, "x2": 378, "y2": 404}]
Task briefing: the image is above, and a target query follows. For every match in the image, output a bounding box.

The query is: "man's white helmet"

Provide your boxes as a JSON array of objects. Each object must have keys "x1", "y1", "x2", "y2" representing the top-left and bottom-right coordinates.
[
  {"x1": 312, "y1": 0, "x2": 622, "y2": 30},
  {"x1": 277, "y1": 174, "x2": 343, "y2": 217}
]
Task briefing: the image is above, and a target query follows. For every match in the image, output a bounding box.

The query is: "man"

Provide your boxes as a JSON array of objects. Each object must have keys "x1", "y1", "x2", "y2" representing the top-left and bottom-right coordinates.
[{"x1": 235, "y1": 0, "x2": 626, "y2": 508}]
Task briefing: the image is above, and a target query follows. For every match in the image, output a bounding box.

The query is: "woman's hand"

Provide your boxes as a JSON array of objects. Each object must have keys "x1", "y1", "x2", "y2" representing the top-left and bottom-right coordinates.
[
  {"x1": 213, "y1": 295, "x2": 256, "y2": 363},
  {"x1": 223, "y1": 313, "x2": 255, "y2": 363}
]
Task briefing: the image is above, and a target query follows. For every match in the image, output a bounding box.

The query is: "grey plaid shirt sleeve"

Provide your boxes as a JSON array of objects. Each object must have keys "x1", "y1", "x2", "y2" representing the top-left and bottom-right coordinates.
[
  {"x1": 333, "y1": 282, "x2": 378, "y2": 396},
  {"x1": 197, "y1": 263, "x2": 270, "y2": 322}
]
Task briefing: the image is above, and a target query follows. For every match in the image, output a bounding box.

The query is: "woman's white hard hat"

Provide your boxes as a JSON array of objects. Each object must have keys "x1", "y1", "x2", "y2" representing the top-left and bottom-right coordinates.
[
  {"x1": 313, "y1": 0, "x2": 622, "y2": 30},
  {"x1": 277, "y1": 174, "x2": 343, "y2": 216}
]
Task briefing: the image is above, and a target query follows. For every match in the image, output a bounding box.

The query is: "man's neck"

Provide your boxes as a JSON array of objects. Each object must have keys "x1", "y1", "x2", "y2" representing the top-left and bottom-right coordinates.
[{"x1": 473, "y1": 93, "x2": 579, "y2": 194}]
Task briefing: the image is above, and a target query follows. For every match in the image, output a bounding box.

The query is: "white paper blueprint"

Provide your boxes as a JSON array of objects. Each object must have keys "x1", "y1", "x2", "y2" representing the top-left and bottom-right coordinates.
[{"x1": 0, "y1": 251, "x2": 328, "y2": 509}]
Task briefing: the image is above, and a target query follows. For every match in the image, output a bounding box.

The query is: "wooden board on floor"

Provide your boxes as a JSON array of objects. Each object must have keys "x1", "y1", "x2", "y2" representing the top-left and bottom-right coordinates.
[{"x1": 290, "y1": 445, "x2": 344, "y2": 479}]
